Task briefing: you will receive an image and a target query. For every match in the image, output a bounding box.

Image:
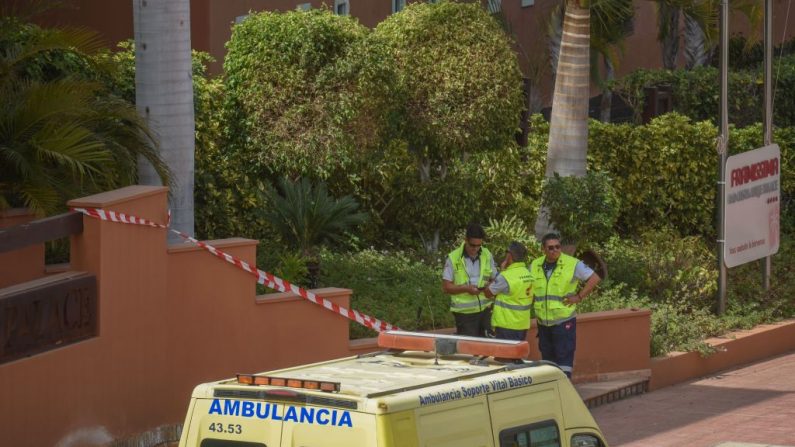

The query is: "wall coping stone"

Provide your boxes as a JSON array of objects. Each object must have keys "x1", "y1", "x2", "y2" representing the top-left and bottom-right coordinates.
[
  {"x1": 67, "y1": 185, "x2": 168, "y2": 208},
  {"x1": 167, "y1": 238, "x2": 258, "y2": 254},
  {"x1": 256, "y1": 287, "x2": 352, "y2": 305},
  {"x1": 346, "y1": 309, "x2": 650, "y2": 353}
]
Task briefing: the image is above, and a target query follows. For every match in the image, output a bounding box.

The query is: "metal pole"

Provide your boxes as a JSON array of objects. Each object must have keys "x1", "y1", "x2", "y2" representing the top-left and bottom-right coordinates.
[
  {"x1": 717, "y1": 0, "x2": 729, "y2": 315},
  {"x1": 762, "y1": 0, "x2": 773, "y2": 290}
]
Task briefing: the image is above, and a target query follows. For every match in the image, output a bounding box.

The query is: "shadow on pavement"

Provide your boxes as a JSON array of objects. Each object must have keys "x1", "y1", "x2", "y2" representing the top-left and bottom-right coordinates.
[{"x1": 592, "y1": 382, "x2": 788, "y2": 446}]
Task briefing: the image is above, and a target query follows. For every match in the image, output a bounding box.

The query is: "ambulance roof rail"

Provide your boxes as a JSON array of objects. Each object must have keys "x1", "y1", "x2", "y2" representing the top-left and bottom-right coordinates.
[
  {"x1": 377, "y1": 330, "x2": 529, "y2": 360},
  {"x1": 504, "y1": 359, "x2": 563, "y2": 372}
]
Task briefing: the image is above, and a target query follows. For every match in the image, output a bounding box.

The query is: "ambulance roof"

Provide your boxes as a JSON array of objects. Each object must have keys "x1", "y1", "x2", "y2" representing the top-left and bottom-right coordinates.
[
  {"x1": 263, "y1": 351, "x2": 513, "y2": 398},
  {"x1": 199, "y1": 332, "x2": 566, "y2": 414},
  {"x1": 201, "y1": 350, "x2": 564, "y2": 414}
]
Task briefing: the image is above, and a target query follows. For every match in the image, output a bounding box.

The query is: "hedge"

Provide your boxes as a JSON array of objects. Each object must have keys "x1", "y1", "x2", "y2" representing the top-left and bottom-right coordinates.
[
  {"x1": 583, "y1": 114, "x2": 794, "y2": 237},
  {"x1": 612, "y1": 55, "x2": 795, "y2": 127}
]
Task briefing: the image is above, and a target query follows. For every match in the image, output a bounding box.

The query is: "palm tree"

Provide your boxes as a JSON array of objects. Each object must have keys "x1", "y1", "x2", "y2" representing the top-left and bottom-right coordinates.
[
  {"x1": 683, "y1": 0, "x2": 760, "y2": 69},
  {"x1": 656, "y1": 0, "x2": 682, "y2": 69},
  {"x1": 655, "y1": 0, "x2": 758, "y2": 70},
  {"x1": 545, "y1": 1, "x2": 632, "y2": 122},
  {"x1": 261, "y1": 177, "x2": 367, "y2": 286},
  {"x1": 0, "y1": 19, "x2": 169, "y2": 214},
  {"x1": 544, "y1": 0, "x2": 633, "y2": 178},
  {"x1": 261, "y1": 178, "x2": 368, "y2": 259},
  {"x1": 535, "y1": 0, "x2": 632, "y2": 236},
  {"x1": 133, "y1": 0, "x2": 195, "y2": 238},
  {"x1": 590, "y1": 0, "x2": 633, "y2": 121}
]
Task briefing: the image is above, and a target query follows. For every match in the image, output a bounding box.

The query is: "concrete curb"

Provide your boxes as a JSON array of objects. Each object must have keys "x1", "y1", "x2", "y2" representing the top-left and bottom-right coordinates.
[{"x1": 650, "y1": 318, "x2": 795, "y2": 390}]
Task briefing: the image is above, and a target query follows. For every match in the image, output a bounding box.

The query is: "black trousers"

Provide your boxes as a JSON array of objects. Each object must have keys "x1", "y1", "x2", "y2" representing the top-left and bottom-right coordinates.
[
  {"x1": 537, "y1": 318, "x2": 577, "y2": 378},
  {"x1": 453, "y1": 307, "x2": 492, "y2": 337},
  {"x1": 494, "y1": 327, "x2": 528, "y2": 341}
]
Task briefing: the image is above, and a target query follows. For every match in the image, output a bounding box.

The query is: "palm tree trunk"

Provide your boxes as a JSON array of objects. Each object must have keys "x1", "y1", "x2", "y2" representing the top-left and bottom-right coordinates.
[
  {"x1": 684, "y1": 12, "x2": 711, "y2": 69},
  {"x1": 133, "y1": 0, "x2": 195, "y2": 239},
  {"x1": 548, "y1": 5, "x2": 564, "y2": 84},
  {"x1": 536, "y1": 0, "x2": 590, "y2": 237},
  {"x1": 545, "y1": 0, "x2": 590, "y2": 178},
  {"x1": 411, "y1": 143, "x2": 441, "y2": 253},
  {"x1": 659, "y1": 3, "x2": 681, "y2": 70},
  {"x1": 600, "y1": 55, "x2": 615, "y2": 122}
]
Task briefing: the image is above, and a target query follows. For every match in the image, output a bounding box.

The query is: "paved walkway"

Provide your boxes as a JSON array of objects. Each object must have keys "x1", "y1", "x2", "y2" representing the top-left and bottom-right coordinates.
[{"x1": 591, "y1": 351, "x2": 795, "y2": 447}]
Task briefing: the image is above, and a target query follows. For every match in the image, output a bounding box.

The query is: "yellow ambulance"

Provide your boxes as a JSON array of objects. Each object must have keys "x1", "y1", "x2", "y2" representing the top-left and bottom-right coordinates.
[{"x1": 177, "y1": 331, "x2": 608, "y2": 447}]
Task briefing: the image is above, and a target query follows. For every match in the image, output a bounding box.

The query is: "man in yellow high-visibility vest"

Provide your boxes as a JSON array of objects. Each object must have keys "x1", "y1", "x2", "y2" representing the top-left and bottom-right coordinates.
[
  {"x1": 530, "y1": 233, "x2": 601, "y2": 378},
  {"x1": 442, "y1": 223, "x2": 497, "y2": 337},
  {"x1": 483, "y1": 241, "x2": 533, "y2": 342}
]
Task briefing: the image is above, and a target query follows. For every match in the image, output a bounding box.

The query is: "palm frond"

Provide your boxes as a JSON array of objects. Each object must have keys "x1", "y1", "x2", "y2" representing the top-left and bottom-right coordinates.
[
  {"x1": 32, "y1": 122, "x2": 111, "y2": 176},
  {"x1": 680, "y1": 0, "x2": 719, "y2": 47},
  {"x1": 262, "y1": 177, "x2": 367, "y2": 255},
  {"x1": 2, "y1": 26, "x2": 105, "y2": 69}
]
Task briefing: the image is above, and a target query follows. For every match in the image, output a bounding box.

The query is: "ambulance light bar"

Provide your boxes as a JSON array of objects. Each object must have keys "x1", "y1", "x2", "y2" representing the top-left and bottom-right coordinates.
[
  {"x1": 377, "y1": 330, "x2": 529, "y2": 359},
  {"x1": 236, "y1": 374, "x2": 341, "y2": 392}
]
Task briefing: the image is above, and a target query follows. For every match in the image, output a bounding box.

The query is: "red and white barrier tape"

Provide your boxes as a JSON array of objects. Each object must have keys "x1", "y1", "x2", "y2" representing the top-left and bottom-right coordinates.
[{"x1": 71, "y1": 207, "x2": 399, "y2": 332}]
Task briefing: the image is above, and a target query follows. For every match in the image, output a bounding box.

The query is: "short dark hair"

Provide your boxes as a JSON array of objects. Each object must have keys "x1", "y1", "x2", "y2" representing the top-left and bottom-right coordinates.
[
  {"x1": 507, "y1": 241, "x2": 527, "y2": 262},
  {"x1": 465, "y1": 222, "x2": 486, "y2": 239},
  {"x1": 541, "y1": 232, "x2": 561, "y2": 246}
]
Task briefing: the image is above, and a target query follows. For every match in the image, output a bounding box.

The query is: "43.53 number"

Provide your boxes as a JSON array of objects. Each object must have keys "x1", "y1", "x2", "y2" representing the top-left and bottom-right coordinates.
[{"x1": 208, "y1": 423, "x2": 242, "y2": 434}]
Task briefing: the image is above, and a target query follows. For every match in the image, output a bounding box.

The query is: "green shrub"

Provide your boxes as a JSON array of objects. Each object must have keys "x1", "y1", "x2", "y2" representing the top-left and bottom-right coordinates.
[
  {"x1": 611, "y1": 55, "x2": 795, "y2": 127},
  {"x1": 223, "y1": 9, "x2": 394, "y2": 180},
  {"x1": 578, "y1": 282, "x2": 725, "y2": 357},
  {"x1": 583, "y1": 114, "x2": 795, "y2": 238},
  {"x1": 582, "y1": 226, "x2": 795, "y2": 357},
  {"x1": 373, "y1": 0, "x2": 523, "y2": 159},
  {"x1": 730, "y1": 124, "x2": 795, "y2": 233},
  {"x1": 367, "y1": 1, "x2": 524, "y2": 250},
  {"x1": 483, "y1": 215, "x2": 541, "y2": 261},
  {"x1": 540, "y1": 171, "x2": 620, "y2": 247},
  {"x1": 260, "y1": 177, "x2": 367, "y2": 259},
  {"x1": 709, "y1": 35, "x2": 795, "y2": 70},
  {"x1": 587, "y1": 113, "x2": 718, "y2": 236},
  {"x1": 329, "y1": 135, "x2": 546, "y2": 251},
  {"x1": 318, "y1": 249, "x2": 453, "y2": 339},
  {"x1": 725, "y1": 235, "x2": 795, "y2": 322},
  {"x1": 596, "y1": 229, "x2": 717, "y2": 309},
  {"x1": 217, "y1": 9, "x2": 399, "y2": 241}
]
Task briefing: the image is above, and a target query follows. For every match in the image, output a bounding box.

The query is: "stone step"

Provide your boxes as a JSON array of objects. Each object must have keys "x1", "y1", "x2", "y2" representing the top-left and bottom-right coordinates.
[{"x1": 575, "y1": 376, "x2": 650, "y2": 409}]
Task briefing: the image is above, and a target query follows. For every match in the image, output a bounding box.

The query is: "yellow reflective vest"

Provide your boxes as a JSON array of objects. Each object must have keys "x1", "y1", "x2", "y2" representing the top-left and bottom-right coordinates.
[
  {"x1": 447, "y1": 244, "x2": 493, "y2": 314},
  {"x1": 491, "y1": 262, "x2": 533, "y2": 330},
  {"x1": 530, "y1": 253, "x2": 579, "y2": 326}
]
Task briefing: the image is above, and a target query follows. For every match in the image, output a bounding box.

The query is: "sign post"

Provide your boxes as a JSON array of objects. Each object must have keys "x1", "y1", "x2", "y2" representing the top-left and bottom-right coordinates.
[
  {"x1": 716, "y1": 0, "x2": 729, "y2": 314},
  {"x1": 763, "y1": 0, "x2": 774, "y2": 289}
]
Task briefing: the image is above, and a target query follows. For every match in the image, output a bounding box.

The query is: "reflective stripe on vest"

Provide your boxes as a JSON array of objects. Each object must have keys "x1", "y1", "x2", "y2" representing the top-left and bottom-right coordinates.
[
  {"x1": 491, "y1": 262, "x2": 533, "y2": 330},
  {"x1": 494, "y1": 301, "x2": 533, "y2": 311},
  {"x1": 448, "y1": 244, "x2": 493, "y2": 314},
  {"x1": 531, "y1": 253, "x2": 578, "y2": 327}
]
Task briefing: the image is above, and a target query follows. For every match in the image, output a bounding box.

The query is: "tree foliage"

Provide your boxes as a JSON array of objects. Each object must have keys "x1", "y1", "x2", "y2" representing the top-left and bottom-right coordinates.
[
  {"x1": 0, "y1": 19, "x2": 168, "y2": 214},
  {"x1": 516, "y1": 113, "x2": 795, "y2": 239},
  {"x1": 223, "y1": 9, "x2": 396, "y2": 180},
  {"x1": 374, "y1": 1, "x2": 523, "y2": 161},
  {"x1": 261, "y1": 177, "x2": 368, "y2": 258},
  {"x1": 611, "y1": 56, "x2": 795, "y2": 127},
  {"x1": 541, "y1": 171, "x2": 620, "y2": 247}
]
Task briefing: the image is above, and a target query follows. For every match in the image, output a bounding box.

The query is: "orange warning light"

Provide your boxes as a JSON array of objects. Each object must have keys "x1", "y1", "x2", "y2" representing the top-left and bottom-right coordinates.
[{"x1": 377, "y1": 330, "x2": 529, "y2": 359}]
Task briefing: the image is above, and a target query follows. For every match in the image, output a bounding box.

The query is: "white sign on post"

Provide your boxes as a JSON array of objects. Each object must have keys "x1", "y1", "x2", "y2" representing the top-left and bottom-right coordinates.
[{"x1": 724, "y1": 144, "x2": 781, "y2": 268}]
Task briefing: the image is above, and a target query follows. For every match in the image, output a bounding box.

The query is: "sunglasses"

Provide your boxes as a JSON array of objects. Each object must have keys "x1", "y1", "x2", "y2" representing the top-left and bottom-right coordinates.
[
  {"x1": 466, "y1": 242, "x2": 482, "y2": 248},
  {"x1": 545, "y1": 244, "x2": 561, "y2": 251}
]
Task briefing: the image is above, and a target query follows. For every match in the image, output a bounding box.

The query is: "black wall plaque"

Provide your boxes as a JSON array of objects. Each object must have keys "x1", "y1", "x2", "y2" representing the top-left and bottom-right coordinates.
[{"x1": 0, "y1": 273, "x2": 97, "y2": 364}]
